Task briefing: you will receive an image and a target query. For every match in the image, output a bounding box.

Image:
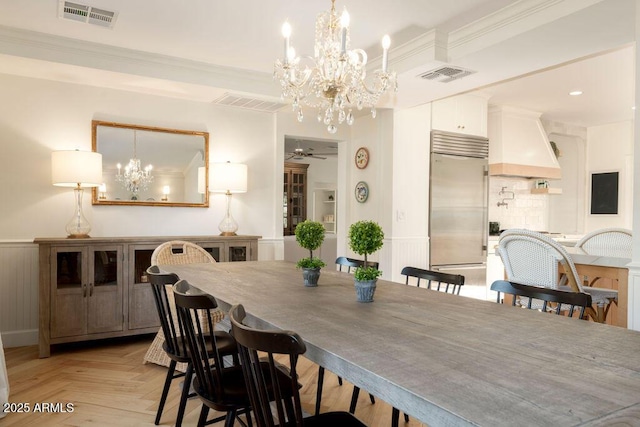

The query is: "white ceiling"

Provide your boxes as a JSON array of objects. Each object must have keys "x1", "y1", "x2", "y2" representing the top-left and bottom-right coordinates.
[
  {"x1": 473, "y1": 45, "x2": 635, "y2": 127},
  {"x1": 0, "y1": 0, "x2": 635, "y2": 129}
]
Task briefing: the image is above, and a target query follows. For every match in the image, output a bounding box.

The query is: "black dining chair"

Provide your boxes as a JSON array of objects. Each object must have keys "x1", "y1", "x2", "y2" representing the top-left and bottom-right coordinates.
[
  {"x1": 401, "y1": 266, "x2": 465, "y2": 295},
  {"x1": 229, "y1": 303, "x2": 367, "y2": 427},
  {"x1": 335, "y1": 256, "x2": 379, "y2": 272},
  {"x1": 491, "y1": 280, "x2": 592, "y2": 319},
  {"x1": 171, "y1": 279, "x2": 253, "y2": 427},
  {"x1": 146, "y1": 267, "x2": 238, "y2": 427}
]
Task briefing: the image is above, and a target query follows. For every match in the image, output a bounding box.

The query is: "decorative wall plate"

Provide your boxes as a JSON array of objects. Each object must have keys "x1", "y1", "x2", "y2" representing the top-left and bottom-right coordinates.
[
  {"x1": 355, "y1": 181, "x2": 369, "y2": 203},
  {"x1": 355, "y1": 147, "x2": 369, "y2": 169}
]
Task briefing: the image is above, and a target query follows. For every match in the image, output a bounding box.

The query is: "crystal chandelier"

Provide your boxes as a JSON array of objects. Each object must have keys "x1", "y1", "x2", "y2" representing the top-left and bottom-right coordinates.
[
  {"x1": 115, "y1": 130, "x2": 153, "y2": 199},
  {"x1": 274, "y1": 0, "x2": 397, "y2": 134}
]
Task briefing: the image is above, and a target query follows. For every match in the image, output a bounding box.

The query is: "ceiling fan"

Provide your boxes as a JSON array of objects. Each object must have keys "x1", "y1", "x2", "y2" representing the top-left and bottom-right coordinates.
[{"x1": 285, "y1": 143, "x2": 333, "y2": 160}]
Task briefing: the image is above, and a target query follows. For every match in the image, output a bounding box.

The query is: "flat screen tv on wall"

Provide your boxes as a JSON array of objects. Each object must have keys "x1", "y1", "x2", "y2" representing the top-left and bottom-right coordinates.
[{"x1": 590, "y1": 171, "x2": 619, "y2": 215}]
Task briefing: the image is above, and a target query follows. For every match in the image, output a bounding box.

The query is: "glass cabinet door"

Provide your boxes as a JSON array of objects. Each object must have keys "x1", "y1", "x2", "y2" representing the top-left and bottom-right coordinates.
[
  {"x1": 198, "y1": 243, "x2": 224, "y2": 262},
  {"x1": 229, "y1": 245, "x2": 247, "y2": 262},
  {"x1": 87, "y1": 246, "x2": 123, "y2": 334},
  {"x1": 284, "y1": 163, "x2": 308, "y2": 236},
  {"x1": 129, "y1": 246, "x2": 161, "y2": 330},
  {"x1": 51, "y1": 248, "x2": 87, "y2": 338}
]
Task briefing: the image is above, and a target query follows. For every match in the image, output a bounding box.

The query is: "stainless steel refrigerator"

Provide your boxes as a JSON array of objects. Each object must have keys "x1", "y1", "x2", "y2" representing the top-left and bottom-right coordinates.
[{"x1": 429, "y1": 131, "x2": 489, "y2": 288}]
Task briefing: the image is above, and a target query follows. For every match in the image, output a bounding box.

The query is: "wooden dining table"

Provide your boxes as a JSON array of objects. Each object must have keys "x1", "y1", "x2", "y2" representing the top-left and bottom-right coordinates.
[{"x1": 166, "y1": 260, "x2": 640, "y2": 426}]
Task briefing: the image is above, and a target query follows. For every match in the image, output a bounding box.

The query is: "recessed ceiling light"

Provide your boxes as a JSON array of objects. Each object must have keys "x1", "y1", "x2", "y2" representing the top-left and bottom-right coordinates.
[{"x1": 568, "y1": 90, "x2": 583, "y2": 96}]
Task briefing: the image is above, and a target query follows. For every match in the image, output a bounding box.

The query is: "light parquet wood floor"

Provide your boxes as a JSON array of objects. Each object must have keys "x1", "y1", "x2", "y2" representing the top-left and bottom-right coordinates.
[{"x1": 3, "y1": 335, "x2": 427, "y2": 427}]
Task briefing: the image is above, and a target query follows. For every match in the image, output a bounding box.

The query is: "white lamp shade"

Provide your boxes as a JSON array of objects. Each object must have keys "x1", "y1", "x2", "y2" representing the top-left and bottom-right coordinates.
[
  {"x1": 52, "y1": 150, "x2": 103, "y2": 188},
  {"x1": 210, "y1": 162, "x2": 247, "y2": 193}
]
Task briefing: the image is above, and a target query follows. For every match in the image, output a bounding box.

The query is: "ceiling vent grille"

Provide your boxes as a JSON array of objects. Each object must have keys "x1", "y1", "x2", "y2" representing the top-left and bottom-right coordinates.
[
  {"x1": 213, "y1": 93, "x2": 287, "y2": 113},
  {"x1": 58, "y1": 0, "x2": 118, "y2": 28},
  {"x1": 418, "y1": 66, "x2": 476, "y2": 83}
]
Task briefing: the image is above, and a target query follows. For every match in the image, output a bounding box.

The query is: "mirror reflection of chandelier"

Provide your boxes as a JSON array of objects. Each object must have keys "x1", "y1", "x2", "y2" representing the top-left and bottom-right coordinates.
[
  {"x1": 115, "y1": 130, "x2": 153, "y2": 198},
  {"x1": 274, "y1": 0, "x2": 397, "y2": 134}
]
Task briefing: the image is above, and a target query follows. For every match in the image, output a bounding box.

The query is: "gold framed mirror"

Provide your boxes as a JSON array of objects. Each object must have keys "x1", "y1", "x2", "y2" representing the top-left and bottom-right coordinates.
[{"x1": 91, "y1": 120, "x2": 209, "y2": 207}]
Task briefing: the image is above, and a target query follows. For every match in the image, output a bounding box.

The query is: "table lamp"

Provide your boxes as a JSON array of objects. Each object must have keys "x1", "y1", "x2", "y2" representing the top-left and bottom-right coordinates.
[
  {"x1": 51, "y1": 150, "x2": 103, "y2": 238},
  {"x1": 210, "y1": 161, "x2": 247, "y2": 236}
]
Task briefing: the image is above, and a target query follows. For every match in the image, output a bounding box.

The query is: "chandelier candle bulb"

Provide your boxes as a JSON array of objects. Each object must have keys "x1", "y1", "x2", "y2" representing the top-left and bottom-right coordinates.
[
  {"x1": 282, "y1": 22, "x2": 291, "y2": 65},
  {"x1": 340, "y1": 10, "x2": 349, "y2": 55},
  {"x1": 382, "y1": 35, "x2": 390, "y2": 72}
]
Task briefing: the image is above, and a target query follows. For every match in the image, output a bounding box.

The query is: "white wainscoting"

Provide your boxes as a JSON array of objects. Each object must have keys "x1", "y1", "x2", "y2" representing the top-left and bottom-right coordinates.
[
  {"x1": 258, "y1": 238, "x2": 284, "y2": 262},
  {"x1": 0, "y1": 241, "x2": 39, "y2": 348},
  {"x1": 386, "y1": 237, "x2": 430, "y2": 284}
]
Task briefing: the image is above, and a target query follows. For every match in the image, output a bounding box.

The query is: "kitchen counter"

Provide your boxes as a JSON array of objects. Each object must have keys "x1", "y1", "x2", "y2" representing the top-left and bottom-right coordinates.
[{"x1": 489, "y1": 233, "x2": 582, "y2": 247}]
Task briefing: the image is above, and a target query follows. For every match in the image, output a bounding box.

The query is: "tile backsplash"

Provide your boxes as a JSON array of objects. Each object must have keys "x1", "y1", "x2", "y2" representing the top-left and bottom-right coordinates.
[{"x1": 489, "y1": 177, "x2": 548, "y2": 232}]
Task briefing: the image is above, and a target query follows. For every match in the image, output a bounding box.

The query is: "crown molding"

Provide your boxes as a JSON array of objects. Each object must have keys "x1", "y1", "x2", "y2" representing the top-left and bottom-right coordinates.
[
  {"x1": 382, "y1": 0, "x2": 605, "y2": 76},
  {"x1": 447, "y1": 0, "x2": 604, "y2": 59},
  {"x1": 0, "y1": 25, "x2": 278, "y2": 98}
]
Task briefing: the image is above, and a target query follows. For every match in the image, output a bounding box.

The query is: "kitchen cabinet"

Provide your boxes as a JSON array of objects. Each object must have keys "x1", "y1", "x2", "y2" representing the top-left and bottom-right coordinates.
[
  {"x1": 36, "y1": 235, "x2": 260, "y2": 357},
  {"x1": 432, "y1": 94, "x2": 488, "y2": 137},
  {"x1": 313, "y1": 188, "x2": 336, "y2": 234}
]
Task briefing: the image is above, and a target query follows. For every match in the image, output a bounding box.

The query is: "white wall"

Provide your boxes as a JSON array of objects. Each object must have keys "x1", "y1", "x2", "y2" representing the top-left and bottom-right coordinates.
[
  {"x1": 390, "y1": 104, "x2": 431, "y2": 282},
  {"x1": 586, "y1": 121, "x2": 634, "y2": 231},
  {"x1": 340, "y1": 110, "x2": 394, "y2": 277},
  {"x1": 0, "y1": 73, "x2": 280, "y2": 243},
  {"x1": 547, "y1": 133, "x2": 586, "y2": 234}
]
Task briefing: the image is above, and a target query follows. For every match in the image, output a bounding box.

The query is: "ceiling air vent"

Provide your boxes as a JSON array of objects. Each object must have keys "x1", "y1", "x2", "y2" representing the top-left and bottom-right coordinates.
[
  {"x1": 213, "y1": 93, "x2": 287, "y2": 113},
  {"x1": 418, "y1": 66, "x2": 476, "y2": 83},
  {"x1": 58, "y1": 0, "x2": 118, "y2": 28}
]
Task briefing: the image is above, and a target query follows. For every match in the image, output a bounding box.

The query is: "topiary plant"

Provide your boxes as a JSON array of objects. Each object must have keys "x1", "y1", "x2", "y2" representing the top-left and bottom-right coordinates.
[
  {"x1": 348, "y1": 220, "x2": 384, "y2": 281},
  {"x1": 294, "y1": 220, "x2": 326, "y2": 269}
]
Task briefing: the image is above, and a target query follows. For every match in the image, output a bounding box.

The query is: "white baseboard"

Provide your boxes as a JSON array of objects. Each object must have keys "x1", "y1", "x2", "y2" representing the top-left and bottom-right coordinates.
[{"x1": 1, "y1": 329, "x2": 38, "y2": 348}]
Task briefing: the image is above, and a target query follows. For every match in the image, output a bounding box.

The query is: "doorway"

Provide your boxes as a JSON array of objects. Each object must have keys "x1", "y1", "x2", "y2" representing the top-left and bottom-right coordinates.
[{"x1": 283, "y1": 137, "x2": 339, "y2": 266}]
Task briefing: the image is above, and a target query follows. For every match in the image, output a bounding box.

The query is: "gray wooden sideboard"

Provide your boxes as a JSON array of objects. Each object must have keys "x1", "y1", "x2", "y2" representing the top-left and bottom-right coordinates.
[{"x1": 34, "y1": 235, "x2": 259, "y2": 357}]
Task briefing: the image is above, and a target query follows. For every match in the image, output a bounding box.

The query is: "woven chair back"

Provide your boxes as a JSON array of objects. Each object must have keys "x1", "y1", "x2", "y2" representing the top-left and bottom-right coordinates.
[
  {"x1": 498, "y1": 229, "x2": 583, "y2": 293},
  {"x1": 575, "y1": 228, "x2": 632, "y2": 258},
  {"x1": 152, "y1": 240, "x2": 216, "y2": 265}
]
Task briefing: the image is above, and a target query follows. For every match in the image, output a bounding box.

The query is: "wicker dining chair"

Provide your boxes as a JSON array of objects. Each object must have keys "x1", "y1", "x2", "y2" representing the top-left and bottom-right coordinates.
[
  {"x1": 151, "y1": 240, "x2": 216, "y2": 265},
  {"x1": 575, "y1": 228, "x2": 632, "y2": 258},
  {"x1": 498, "y1": 229, "x2": 617, "y2": 323}
]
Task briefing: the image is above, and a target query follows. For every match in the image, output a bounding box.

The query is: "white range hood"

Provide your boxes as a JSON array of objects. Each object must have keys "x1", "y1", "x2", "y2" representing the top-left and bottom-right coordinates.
[{"x1": 488, "y1": 105, "x2": 561, "y2": 180}]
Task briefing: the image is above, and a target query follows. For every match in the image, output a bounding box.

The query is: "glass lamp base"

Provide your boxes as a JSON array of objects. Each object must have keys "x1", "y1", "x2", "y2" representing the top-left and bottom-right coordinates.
[
  {"x1": 66, "y1": 187, "x2": 92, "y2": 238},
  {"x1": 218, "y1": 192, "x2": 239, "y2": 236}
]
